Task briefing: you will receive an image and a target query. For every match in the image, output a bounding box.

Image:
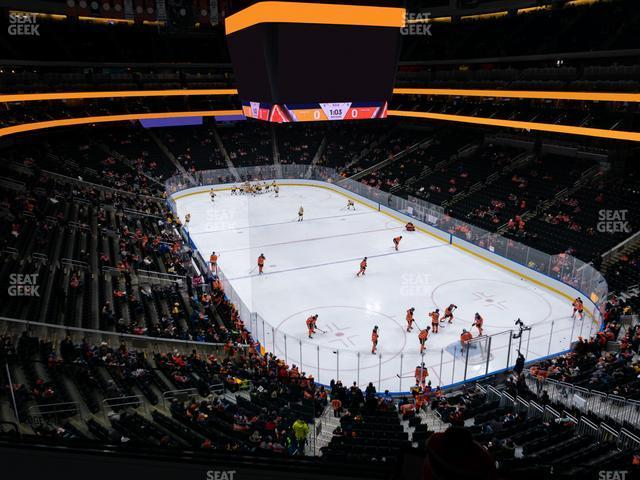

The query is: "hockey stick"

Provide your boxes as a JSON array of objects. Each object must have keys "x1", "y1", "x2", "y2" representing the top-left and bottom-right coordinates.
[
  {"x1": 316, "y1": 327, "x2": 327, "y2": 334},
  {"x1": 413, "y1": 320, "x2": 428, "y2": 332},
  {"x1": 248, "y1": 265, "x2": 258, "y2": 274},
  {"x1": 396, "y1": 373, "x2": 416, "y2": 379}
]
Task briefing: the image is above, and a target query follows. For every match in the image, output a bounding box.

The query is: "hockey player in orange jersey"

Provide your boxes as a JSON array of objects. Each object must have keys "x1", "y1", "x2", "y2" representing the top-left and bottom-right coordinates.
[
  {"x1": 306, "y1": 314, "x2": 318, "y2": 338},
  {"x1": 460, "y1": 329, "x2": 473, "y2": 353},
  {"x1": 472, "y1": 312, "x2": 484, "y2": 336},
  {"x1": 371, "y1": 325, "x2": 379, "y2": 354},
  {"x1": 418, "y1": 327, "x2": 430, "y2": 353},
  {"x1": 356, "y1": 257, "x2": 367, "y2": 277},
  {"x1": 429, "y1": 309, "x2": 440, "y2": 333},
  {"x1": 406, "y1": 307, "x2": 415, "y2": 332},
  {"x1": 442, "y1": 303, "x2": 457, "y2": 324}
]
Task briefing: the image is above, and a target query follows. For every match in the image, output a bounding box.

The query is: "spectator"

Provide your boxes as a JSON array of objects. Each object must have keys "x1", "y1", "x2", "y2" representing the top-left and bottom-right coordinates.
[{"x1": 292, "y1": 418, "x2": 309, "y2": 454}]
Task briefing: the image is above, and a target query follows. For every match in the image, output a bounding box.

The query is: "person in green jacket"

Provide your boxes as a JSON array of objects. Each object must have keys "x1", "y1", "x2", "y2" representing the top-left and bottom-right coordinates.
[{"x1": 292, "y1": 418, "x2": 309, "y2": 454}]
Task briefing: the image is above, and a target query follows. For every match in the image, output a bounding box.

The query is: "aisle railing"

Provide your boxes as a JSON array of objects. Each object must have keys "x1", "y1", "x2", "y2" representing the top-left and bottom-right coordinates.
[{"x1": 524, "y1": 370, "x2": 640, "y2": 429}]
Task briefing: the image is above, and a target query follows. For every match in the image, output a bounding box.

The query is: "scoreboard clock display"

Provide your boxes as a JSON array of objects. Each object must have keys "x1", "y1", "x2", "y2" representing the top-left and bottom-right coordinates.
[{"x1": 242, "y1": 101, "x2": 388, "y2": 123}]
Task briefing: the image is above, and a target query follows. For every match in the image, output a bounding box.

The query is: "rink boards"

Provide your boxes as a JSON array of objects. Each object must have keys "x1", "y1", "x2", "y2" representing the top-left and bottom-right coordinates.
[{"x1": 171, "y1": 179, "x2": 601, "y2": 392}]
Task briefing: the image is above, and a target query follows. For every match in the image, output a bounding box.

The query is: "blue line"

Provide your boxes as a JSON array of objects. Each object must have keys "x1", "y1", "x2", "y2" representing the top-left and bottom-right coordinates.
[
  {"x1": 218, "y1": 224, "x2": 404, "y2": 254},
  {"x1": 188, "y1": 210, "x2": 375, "y2": 235},
  {"x1": 227, "y1": 243, "x2": 447, "y2": 281}
]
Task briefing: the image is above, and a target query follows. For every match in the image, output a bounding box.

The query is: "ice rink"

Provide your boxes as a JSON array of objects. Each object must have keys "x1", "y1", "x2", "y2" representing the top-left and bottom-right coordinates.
[{"x1": 175, "y1": 184, "x2": 595, "y2": 392}]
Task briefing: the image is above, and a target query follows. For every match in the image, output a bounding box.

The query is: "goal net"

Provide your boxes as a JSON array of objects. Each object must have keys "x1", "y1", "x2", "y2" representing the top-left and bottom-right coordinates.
[{"x1": 465, "y1": 335, "x2": 491, "y2": 366}]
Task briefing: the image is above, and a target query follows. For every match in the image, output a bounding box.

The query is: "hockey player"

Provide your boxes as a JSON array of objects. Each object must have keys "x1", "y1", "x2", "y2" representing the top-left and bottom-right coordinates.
[
  {"x1": 184, "y1": 213, "x2": 191, "y2": 225},
  {"x1": 298, "y1": 206, "x2": 304, "y2": 221},
  {"x1": 460, "y1": 329, "x2": 473, "y2": 353},
  {"x1": 429, "y1": 309, "x2": 440, "y2": 333},
  {"x1": 572, "y1": 297, "x2": 584, "y2": 320},
  {"x1": 209, "y1": 189, "x2": 216, "y2": 202},
  {"x1": 257, "y1": 253, "x2": 266, "y2": 275},
  {"x1": 209, "y1": 251, "x2": 218, "y2": 274},
  {"x1": 442, "y1": 304, "x2": 457, "y2": 324},
  {"x1": 415, "y1": 362, "x2": 429, "y2": 386},
  {"x1": 346, "y1": 199, "x2": 355, "y2": 210},
  {"x1": 472, "y1": 312, "x2": 484, "y2": 336},
  {"x1": 306, "y1": 314, "x2": 318, "y2": 338},
  {"x1": 405, "y1": 222, "x2": 416, "y2": 232},
  {"x1": 418, "y1": 326, "x2": 430, "y2": 354},
  {"x1": 274, "y1": 185, "x2": 280, "y2": 197},
  {"x1": 371, "y1": 325, "x2": 379, "y2": 354},
  {"x1": 406, "y1": 307, "x2": 415, "y2": 332},
  {"x1": 393, "y1": 236, "x2": 403, "y2": 251},
  {"x1": 356, "y1": 257, "x2": 367, "y2": 277}
]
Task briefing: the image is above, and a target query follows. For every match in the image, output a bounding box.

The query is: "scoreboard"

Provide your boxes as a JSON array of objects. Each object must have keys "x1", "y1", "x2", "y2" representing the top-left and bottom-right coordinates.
[
  {"x1": 226, "y1": 1, "x2": 404, "y2": 123},
  {"x1": 241, "y1": 101, "x2": 388, "y2": 122}
]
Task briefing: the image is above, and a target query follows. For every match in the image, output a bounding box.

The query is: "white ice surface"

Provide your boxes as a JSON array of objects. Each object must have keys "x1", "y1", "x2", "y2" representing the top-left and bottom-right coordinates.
[{"x1": 176, "y1": 185, "x2": 596, "y2": 392}]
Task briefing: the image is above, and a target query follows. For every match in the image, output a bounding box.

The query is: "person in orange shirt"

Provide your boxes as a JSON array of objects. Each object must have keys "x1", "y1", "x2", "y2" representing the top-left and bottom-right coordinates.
[
  {"x1": 257, "y1": 253, "x2": 266, "y2": 274},
  {"x1": 415, "y1": 390, "x2": 426, "y2": 412},
  {"x1": 460, "y1": 329, "x2": 473, "y2": 353},
  {"x1": 371, "y1": 326, "x2": 379, "y2": 354},
  {"x1": 212, "y1": 277, "x2": 223, "y2": 292},
  {"x1": 443, "y1": 304, "x2": 457, "y2": 324},
  {"x1": 430, "y1": 309, "x2": 440, "y2": 333},
  {"x1": 572, "y1": 297, "x2": 584, "y2": 320},
  {"x1": 415, "y1": 362, "x2": 429, "y2": 386},
  {"x1": 209, "y1": 251, "x2": 218, "y2": 273},
  {"x1": 406, "y1": 307, "x2": 415, "y2": 332},
  {"x1": 306, "y1": 314, "x2": 318, "y2": 338},
  {"x1": 400, "y1": 400, "x2": 415, "y2": 416},
  {"x1": 472, "y1": 312, "x2": 484, "y2": 336},
  {"x1": 356, "y1": 257, "x2": 367, "y2": 277},
  {"x1": 331, "y1": 397, "x2": 342, "y2": 417},
  {"x1": 393, "y1": 236, "x2": 403, "y2": 251},
  {"x1": 418, "y1": 327, "x2": 430, "y2": 353}
]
